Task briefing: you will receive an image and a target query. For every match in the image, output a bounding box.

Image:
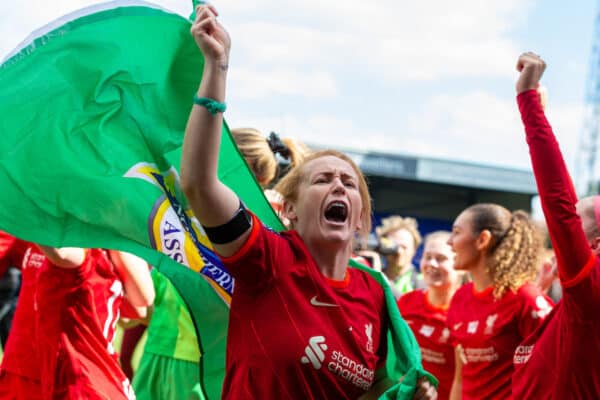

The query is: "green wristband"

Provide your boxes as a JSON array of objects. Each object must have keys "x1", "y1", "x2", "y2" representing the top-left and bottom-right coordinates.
[{"x1": 193, "y1": 95, "x2": 227, "y2": 115}]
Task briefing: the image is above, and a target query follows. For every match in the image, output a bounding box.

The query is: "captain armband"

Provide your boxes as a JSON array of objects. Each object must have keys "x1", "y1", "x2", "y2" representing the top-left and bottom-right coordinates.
[{"x1": 202, "y1": 201, "x2": 252, "y2": 244}]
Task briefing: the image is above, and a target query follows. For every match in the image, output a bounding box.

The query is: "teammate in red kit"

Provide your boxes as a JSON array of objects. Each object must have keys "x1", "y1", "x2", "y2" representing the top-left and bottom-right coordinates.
[
  {"x1": 0, "y1": 232, "x2": 39, "y2": 400},
  {"x1": 33, "y1": 246, "x2": 153, "y2": 400},
  {"x1": 398, "y1": 231, "x2": 463, "y2": 400},
  {"x1": 181, "y1": 4, "x2": 436, "y2": 399},
  {"x1": 512, "y1": 52, "x2": 600, "y2": 399},
  {"x1": 446, "y1": 204, "x2": 553, "y2": 400}
]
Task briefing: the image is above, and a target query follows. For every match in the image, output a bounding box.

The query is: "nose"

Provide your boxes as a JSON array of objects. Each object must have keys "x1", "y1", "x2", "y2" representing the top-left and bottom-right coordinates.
[{"x1": 332, "y1": 176, "x2": 346, "y2": 194}]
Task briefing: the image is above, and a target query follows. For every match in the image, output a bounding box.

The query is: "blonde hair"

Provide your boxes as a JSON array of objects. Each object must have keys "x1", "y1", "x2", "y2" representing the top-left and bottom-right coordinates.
[
  {"x1": 465, "y1": 204, "x2": 540, "y2": 299},
  {"x1": 231, "y1": 128, "x2": 278, "y2": 187},
  {"x1": 231, "y1": 128, "x2": 311, "y2": 188},
  {"x1": 376, "y1": 216, "x2": 422, "y2": 249},
  {"x1": 274, "y1": 150, "x2": 372, "y2": 235},
  {"x1": 423, "y1": 230, "x2": 451, "y2": 246}
]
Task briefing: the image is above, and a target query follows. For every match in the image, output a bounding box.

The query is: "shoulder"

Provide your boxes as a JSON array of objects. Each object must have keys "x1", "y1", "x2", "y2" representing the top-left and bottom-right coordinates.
[
  {"x1": 348, "y1": 268, "x2": 386, "y2": 305},
  {"x1": 452, "y1": 282, "x2": 473, "y2": 302},
  {"x1": 516, "y1": 282, "x2": 546, "y2": 303},
  {"x1": 398, "y1": 289, "x2": 425, "y2": 305},
  {"x1": 397, "y1": 289, "x2": 425, "y2": 312},
  {"x1": 516, "y1": 282, "x2": 553, "y2": 316}
]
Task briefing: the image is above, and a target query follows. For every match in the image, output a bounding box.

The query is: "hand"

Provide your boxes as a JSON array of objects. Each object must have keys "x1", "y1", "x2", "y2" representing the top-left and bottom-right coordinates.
[
  {"x1": 536, "y1": 256, "x2": 557, "y2": 293},
  {"x1": 412, "y1": 377, "x2": 437, "y2": 400},
  {"x1": 516, "y1": 52, "x2": 546, "y2": 94},
  {"x1": 190, "y1": 4, "x2": 231, "y2": 67}
]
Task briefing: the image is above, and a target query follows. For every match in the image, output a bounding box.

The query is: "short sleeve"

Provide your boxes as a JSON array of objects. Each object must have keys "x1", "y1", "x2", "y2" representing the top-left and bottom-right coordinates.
[
  {"x1": 517, "y1": 286, "x2": 554, "y2": 338},
  {"x1": 218, "y1": 213, "x2": 291, "y2": 291}
]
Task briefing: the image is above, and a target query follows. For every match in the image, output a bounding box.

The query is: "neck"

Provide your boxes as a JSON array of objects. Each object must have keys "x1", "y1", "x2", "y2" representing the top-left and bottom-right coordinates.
[
  {"x1": 305, "y1": 239, "x2": 352, "y2": 281},
  {"x1": 470, "y1": 259, "x2": 493, "y2": 292},
  {"x1": 427, "y1": 286, "x2": 453, "y2": 307}
]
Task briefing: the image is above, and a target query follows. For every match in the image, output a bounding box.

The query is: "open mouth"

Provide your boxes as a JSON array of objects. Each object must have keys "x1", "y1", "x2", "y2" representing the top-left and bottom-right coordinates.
[{"x1": 324, "y1": 201, "x2": 348, "y2": 223}]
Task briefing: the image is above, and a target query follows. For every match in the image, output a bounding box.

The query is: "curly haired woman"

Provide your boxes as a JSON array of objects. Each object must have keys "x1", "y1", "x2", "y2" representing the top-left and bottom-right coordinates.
[{"x1": 446, "y1": 204, "x2": 553, "y2": 399}]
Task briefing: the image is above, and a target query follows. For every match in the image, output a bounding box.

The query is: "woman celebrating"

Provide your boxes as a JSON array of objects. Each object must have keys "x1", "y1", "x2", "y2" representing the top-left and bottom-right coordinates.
[
  {"x1": 398, "y1": 231, "x2": 463, "y2": 400},
  {"x1": 446, "y1": 204, "x2": 552, "y2": 399},
  {"x1": 512, "y1": 52, "x2": 600, "y2": 399},
  {"x1": 180, "y1": 4, "x2": 436, "y2": 399}
]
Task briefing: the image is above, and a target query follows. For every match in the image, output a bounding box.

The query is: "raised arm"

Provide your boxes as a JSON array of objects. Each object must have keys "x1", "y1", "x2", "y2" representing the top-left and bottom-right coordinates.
[
  {"x1": 516, "y1": 52, "x2": 592, "y2": 283},
  {"x1": 180, "y1": 4, "x2": 250, "y2": 257},
  {"x1": 108, "y1": 250, "x2": 154, "y2": 308}
]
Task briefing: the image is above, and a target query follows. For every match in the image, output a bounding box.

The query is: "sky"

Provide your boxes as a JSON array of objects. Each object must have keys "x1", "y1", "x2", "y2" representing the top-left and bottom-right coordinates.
[{"x1": 0, "y1": 0, "x2": 597, "y2": 178}]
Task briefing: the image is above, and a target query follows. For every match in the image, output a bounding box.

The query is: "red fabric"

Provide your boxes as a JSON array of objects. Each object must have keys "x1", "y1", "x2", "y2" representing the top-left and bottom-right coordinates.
[
  {"x1": 447, "y1": 282, "x2": 551, "y2": 399},
  {"x1": 397, "y1": 290, "x2": 453, "y2": 400},
  {"x1": 34, "y1": 248, "x2": 133, "y2": 400},
  {"x1": 220, "y1": 217, "x2": 388, "y2": 399},
  {"x1": 0, "y1": 370, "x2": 42, "y2": 400},
  {"x1": 0, "y1": 244, "x2": 43, "y2": 381},
  {"x1": 0, "y1": 231, "x2": 28, "y2": 277},
  {"x1": 512, "y1": 90, "x2": 600, "y2": 399}
]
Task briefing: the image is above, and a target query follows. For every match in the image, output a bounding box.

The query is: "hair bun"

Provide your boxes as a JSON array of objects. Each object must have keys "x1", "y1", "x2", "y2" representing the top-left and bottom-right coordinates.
[{"x1": 267, "y1": 132, "x2": 290, "y2": 159}]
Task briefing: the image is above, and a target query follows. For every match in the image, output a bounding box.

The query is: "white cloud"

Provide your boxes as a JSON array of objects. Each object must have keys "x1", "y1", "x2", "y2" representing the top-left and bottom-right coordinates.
[
  {"x1": 220, "y1": 0, "x2": 534, "y2": 82},
  {"x1": 229, "y1": 67, "x2": 338, "y2": 99},
  {"x1": 228, "y1": 91, "x2": 584, "y2": 174}
]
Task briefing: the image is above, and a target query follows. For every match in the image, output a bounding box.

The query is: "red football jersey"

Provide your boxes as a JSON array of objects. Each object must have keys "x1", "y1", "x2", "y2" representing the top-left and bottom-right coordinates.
[
  {"x1": 512, "y1": 90, "x2": 600, "y2": 399},
  {"x1": 0, "y1": 230, "x2": 28, "y2": 276},
  {"x1": 447, "y1": 282, "x2": 552, "y2": 399},
  {"x1": 219, "y1": 215, "x2": 388, "y2": 399},
  {"x1": 34, "y1": 248, "x2": 134, "y2": 400},
  {"x1": 397, "y1": 290, "x2": 453, "y2": 400},
  {"x1": 0, "y1": 243, "x2": 43, "y2": 381}
]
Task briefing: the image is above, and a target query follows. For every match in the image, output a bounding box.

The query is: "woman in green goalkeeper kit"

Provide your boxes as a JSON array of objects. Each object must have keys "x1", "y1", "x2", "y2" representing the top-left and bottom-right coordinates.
[{"x1": 133, "y1": 269, "x2": 205, "y2": 400}]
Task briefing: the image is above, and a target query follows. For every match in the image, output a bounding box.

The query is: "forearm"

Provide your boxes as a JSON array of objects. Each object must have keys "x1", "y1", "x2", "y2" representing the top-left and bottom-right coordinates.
[
  {"x1": 180, "y1": 62, "x2": 240, "y2": 227},
  {"x1": 449, "y1": 346, "x2": 463, "y2": 400},
  {"x1": 109, "y1": 251, "x2": 154, "y2": 307},
  {"x1": 449, "y1": 380, "x2": 462, "y2": 400},
  {"x1": 38, "y1": 245, "x2": 85, "y2": 269},
  {"x1": 518, "y1": 90, "x2": 591, "y2": 279}
]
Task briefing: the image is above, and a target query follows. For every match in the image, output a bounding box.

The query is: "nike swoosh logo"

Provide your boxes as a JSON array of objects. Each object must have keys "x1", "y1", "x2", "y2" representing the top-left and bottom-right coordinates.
[{"x1": 310, "y1": 296, "x2": 339, "y2": 308}]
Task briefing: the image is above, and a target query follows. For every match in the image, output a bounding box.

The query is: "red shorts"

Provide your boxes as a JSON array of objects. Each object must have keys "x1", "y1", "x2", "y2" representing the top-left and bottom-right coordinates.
[{"x1": 0, "y1": 370, "x2": 42, "y2": 400}]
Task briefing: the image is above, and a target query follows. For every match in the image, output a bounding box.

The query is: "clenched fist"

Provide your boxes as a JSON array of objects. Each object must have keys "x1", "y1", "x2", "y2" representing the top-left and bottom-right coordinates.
[
  {"x1": 190, "y1": 3, "x2": 231, "y2": 68},
  {"x1": 516, "y1": 52, "x2": 546, "y2": 94}
]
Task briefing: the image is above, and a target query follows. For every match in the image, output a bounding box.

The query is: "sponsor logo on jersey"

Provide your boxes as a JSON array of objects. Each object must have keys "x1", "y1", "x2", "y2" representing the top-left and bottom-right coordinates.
[
  {"x1": 513, "y1": 344, "x2": 534, "y2": 364},
  {"x1": 22, "y1": 247, "x2": 45, "y2": 269},
  {"x1": 125, "y1": 162, "x2": 234, "y2": 305},
  {"x1": 300, "y1": 335, "x2": 375, "y2": 390},
  {"x1": 301, "y1": 336, "x2": 328, "y2": 369}
]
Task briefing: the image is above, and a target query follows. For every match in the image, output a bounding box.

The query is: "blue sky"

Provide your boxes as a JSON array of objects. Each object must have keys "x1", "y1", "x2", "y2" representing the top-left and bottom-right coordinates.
[{"x1": 1, "y1": 0, "x2": 597, "y2": 175}]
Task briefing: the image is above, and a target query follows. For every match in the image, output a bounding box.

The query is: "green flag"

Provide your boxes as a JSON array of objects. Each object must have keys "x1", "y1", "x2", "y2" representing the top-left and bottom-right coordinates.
[{"x1": 0, "y1": 2, "x2": 433, "y2": 398}]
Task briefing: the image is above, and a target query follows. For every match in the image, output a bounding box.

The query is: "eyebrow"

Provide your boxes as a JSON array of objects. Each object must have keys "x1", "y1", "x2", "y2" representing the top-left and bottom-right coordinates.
[{"x1": 313, "y1": 171, "x2": 357, "y2": 180}]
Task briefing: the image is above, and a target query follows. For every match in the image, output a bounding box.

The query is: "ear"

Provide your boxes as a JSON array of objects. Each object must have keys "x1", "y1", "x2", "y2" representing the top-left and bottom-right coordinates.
[
  {"x1": 591, "y1": 237, "x2": 600, "y2": 256},
  {"x1": 475, "y1": 229, "x2": 493, "y2": 252},
  {"x1": 356, "y1": 210, "x2": 363, "y2": 232},
  {"x1": 283, "y1": 200, "x2": 298, "y2": 224}
]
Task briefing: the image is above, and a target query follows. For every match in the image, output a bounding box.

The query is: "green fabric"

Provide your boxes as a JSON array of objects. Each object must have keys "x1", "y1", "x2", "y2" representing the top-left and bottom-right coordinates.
[
  {"x1": 351, "y1": 260, "x2": 437, "y2": 398},
  {"x1": 391, "y1": 270, "x2": 421, "y2": 295},
  {"x1": 0, "y1": 2, "x2": 431, "y2": 399},
  {"x1": 133, "y1": 353, "x2": 204, "y2": 400},
  {"x1": 144, "y1": 270, "x2": 200, "y2": 361}
]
